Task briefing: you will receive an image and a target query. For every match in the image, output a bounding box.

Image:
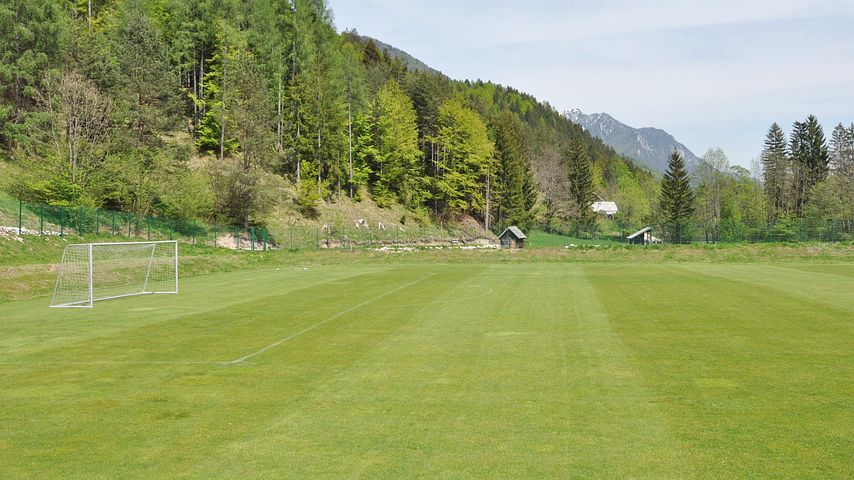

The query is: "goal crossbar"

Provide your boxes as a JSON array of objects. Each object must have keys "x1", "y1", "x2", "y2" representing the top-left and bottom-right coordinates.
[{"x1": 50, "y1": 241, "x2": 178, "y2": 308}]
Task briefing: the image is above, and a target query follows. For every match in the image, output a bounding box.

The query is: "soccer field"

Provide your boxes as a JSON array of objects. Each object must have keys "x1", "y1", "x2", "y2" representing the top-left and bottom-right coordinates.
[{"x1": 1, "y1": 262, "x2": 852, "y2": 478}]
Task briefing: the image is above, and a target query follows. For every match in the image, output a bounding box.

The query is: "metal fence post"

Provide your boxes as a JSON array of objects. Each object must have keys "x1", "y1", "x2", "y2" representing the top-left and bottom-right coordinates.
[
  {"x1": 251, "y1": 227, "x2": 256, "y2": 251},
  {"x1": 78, "y1": 207, "x2": 84, "y2": 236},
  {"x1": 192, "y1": 220, "x2": 196, "y2": 245},
  {"x1": 147, "y1": 217, "x2": 152, "y2": 240},
  {"x1": 60, "y1": 206, "x2": 65, "y2": 237},
  {"x1": 214, "y1": 225, "x2": 218, "y2": 248},
  {"x1": 262, "y1": 227, "x2": 267, "y2": 252},
  {"x1": 39, "y1": 204, "x2": 44, "y2": 236},
  {"x1": 18, "y1": 200, "x2": 23, "y2": 236},
  {"x1": 111, "y1": 211, "x2": 116, "y2": 236},
  {"x1": 95, "y1": 209, "x2": 100, "y2": 235}
]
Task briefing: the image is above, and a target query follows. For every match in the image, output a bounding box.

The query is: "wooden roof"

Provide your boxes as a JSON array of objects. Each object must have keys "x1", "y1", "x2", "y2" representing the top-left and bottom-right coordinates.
[{"x1": 499, "y1": 226, "x2": 527, "y2": 239}]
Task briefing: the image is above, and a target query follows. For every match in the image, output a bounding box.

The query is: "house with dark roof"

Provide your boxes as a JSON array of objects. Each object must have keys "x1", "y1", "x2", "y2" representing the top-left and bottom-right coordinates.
[{"x1": 498, "y1": 226, "x2": 526, "y2": 249}]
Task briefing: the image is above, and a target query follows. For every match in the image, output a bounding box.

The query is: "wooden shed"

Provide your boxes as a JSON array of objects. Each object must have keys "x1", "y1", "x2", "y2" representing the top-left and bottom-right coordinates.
[
  {"x1": 627, "y1": 226, "x2": 656, "y2": 245},
  {"x1": 498, "y1": 226, "x2": 527, "y2": 249}
]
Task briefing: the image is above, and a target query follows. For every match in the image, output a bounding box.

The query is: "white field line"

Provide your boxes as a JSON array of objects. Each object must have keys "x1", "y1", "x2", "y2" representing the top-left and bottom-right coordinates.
[
  {"x1": 226, "y1": 273, "x2": 436, "y2": 364},
  {"x1": 0, "y1": 273, "x2": 436, "y2": 367},
  {"x1": 0, "y1": 360, "x2": 236, "y2": 366}
]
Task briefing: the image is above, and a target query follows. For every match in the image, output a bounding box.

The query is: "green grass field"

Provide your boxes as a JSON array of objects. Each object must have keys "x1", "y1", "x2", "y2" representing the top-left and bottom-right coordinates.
[
  {"x1": 1, "y1": 260, "x2": 852, "y2": 478},
  {"x1": 525, "y1": 229, "x2": 622, "y2": 248}
]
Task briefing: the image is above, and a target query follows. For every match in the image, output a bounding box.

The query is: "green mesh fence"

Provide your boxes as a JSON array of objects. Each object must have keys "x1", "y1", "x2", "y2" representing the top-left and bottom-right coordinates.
[
  {"x1": 0, "y1": 197, "x2": 477, "y2": 250},
  {"x1": 544, "y1": 218, "x2": 854, "y2": 244},
  {"x1": 3, "y1": 196, "x2": 851, "y2": 249}
]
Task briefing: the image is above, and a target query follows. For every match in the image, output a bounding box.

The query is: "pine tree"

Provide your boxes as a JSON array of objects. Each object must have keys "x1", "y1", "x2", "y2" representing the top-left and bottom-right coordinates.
[
  {"x1": 660, "y1": 150, "x2": 695, "y2": 243},
  {"x1": 350, "y1": 109, "x2": 376, "y2": 200},
  {"x1": 830, "y1": 123, "x2": 854, "y2": 173},
  {"x1": 760, "y1": 123, "x2": 789, "y2": 220},
  {"x1": 362, "y1": 39, "x2": 382, "y2": 66},
  {"x1": 113, "y1": 3, "x2": 181, "y2": 148},
  {"x1": 790, "y1": 115, "x2": 829, "y2": 216},
  {"x1": 492, "y1": 111, "x2": 534, "y2": 229},
  {"x1": 0, "y1": 0, "x2": 66, "y2": 146},
  {"x1": 566, "y1": 137, "x2": 595, "y2": 228}
]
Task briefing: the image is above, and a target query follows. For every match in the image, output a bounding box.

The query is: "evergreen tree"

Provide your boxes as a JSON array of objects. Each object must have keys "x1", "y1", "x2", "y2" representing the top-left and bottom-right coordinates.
[
  {"x1": 362, "y1": 39, "x2": 382, "y2": 66},
  {"x1": 0, "y1": 0, "x2": 66, "y2": 146},
  {"x1": 660, "y1": 150, "x2": 695, "y2": 243},
  {"x1": 492, "y1": 111, "x2": 534, "y2": 229},
  {"x1": 830, "y1": 123, "x2": 854, "y2": 173},
  {"x1": 760, "y1": 123, "x2": 790, "y2": 220},
  {"x1": 349, "y1": 109, "x2": 376, "y2": 200},
  {"x1": 566, "y1": 137, "x2": 595, "y2": 228},
  {"x1": 113, "y1": 3, "x2": 180, "y2": 146},
  {"x1": 790, "y1": 115, "x2": 829, "y2": 216}
]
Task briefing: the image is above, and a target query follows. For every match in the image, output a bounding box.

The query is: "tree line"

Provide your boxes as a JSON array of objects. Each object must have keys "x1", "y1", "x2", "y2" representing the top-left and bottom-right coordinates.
[
  {"x1": 0, "y1": 0, "x2": 659, "y2": 234},
  {"x1": 658, "y1": 116, "x2": 853, "y2": 243},
  {"x1": 761, "y1": 118, "x2": 854, "y2": 223}
]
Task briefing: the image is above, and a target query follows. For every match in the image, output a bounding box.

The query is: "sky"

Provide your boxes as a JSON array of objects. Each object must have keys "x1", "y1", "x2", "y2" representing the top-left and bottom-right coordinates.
[{"x1": 328, "y1": 0, "x2": 854, "y2": 167}]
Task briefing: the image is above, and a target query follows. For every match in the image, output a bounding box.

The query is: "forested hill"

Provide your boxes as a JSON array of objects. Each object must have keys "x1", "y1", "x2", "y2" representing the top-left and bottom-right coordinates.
[
  {"x1": 0, "y1": 0, "x2": 659, "y2": 234},
  {"x1": 350, "y1": 33, "x2": 440, "y2": 76}
]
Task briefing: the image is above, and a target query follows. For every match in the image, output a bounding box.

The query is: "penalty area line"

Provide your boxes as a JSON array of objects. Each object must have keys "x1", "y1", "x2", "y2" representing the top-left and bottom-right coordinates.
[
  {"x1": 226, "y1": 272, "x2": 437, "y2": 365},
  {"x1": 0, "y1": 360, "x2": 251, "y2": 366}
]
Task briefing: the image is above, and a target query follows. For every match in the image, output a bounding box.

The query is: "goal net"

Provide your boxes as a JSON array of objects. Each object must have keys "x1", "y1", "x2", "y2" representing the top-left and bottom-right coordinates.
[{"x1": 50, "y1": 241, "x2": 178, "y2": 308}]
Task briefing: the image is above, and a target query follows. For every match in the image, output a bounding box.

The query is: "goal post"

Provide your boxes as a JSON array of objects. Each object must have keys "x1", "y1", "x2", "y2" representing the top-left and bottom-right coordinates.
[{"x1": 50, "y1": 241, "x2": 178, "y2": 308}]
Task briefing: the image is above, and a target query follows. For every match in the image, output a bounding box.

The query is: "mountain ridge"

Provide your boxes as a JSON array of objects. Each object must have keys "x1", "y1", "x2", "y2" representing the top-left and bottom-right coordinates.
[
  {"x1": 563, "y1": 109, "x2": 702, "y2": 173},
  {"x1": 351, "y1": 33, "x2": 441, "y2": 76}
]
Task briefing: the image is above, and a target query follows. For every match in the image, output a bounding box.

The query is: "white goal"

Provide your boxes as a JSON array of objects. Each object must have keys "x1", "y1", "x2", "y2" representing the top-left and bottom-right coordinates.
[{"x1": 50, "y1": 241, "x2": 178, "y2": 308}]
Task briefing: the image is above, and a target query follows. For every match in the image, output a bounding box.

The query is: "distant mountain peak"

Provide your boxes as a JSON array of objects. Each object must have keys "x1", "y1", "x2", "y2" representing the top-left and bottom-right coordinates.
[{"x1": 563, "y1": 109, "x2": 702, "y2": 173}]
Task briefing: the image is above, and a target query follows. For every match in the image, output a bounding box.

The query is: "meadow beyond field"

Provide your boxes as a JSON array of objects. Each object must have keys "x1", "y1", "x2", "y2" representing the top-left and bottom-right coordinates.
[{"x1": 1, "y1": 258, "x2": 851, "y2": 478}]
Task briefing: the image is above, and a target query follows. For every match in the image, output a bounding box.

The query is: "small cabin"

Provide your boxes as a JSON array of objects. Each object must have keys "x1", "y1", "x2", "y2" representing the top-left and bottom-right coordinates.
[
  {"x1": 591, "y1": 201, "x2": 619, "y2": 220},
  {"x1": 498, "y1": 226, "x2": 526, "y2": 249},
  {"x1": 627, "y1": 226, "x2": 658, "y2": 245}
]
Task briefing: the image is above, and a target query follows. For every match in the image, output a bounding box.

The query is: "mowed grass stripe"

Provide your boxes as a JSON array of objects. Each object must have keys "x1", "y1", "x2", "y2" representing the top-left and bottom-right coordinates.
[
  {"x1": 0, "y1": 266, "x2": 434, "y2": 364},
  {"x1": 773, "y1": 263, "x2": 854, "y2": 279},
  {"x1": 0, "y1": 265, "x2": 389, "y2": 360},
  {"x1": 196, "y1": 264, "x2": 688, "y2": 478},
  {"x1": 680, "y1": 263, "x2": 854, "y2": 314},
  {"x1": 227, "y1": 271, "x2": 437, "y2": 364},
  {"x1": 586, "y1": 264, "x2": 853, "y2": 478},
  {"x1": 0, "y1": 266, "x2": 473, "y2": 479}
]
